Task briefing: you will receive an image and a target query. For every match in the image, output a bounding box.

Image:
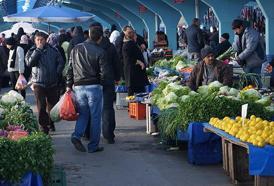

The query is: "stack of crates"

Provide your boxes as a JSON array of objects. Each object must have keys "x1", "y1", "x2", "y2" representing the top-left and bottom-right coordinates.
[{"x1": 128, "y1": 102, "x2": 146, "y2": 120}]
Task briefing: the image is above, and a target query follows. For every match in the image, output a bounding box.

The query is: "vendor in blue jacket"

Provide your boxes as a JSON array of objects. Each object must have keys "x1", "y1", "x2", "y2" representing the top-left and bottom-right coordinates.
[{"x1": 232, "y1": 19, "x2": 265, "y2": 74}]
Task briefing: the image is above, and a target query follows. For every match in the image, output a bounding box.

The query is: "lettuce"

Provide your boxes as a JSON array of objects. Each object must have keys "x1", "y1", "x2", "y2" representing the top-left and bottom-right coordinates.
[
  {"x1": 218, "y1": 86, "x2": 230, "y2": 95},
  {"x1": 165, "y1": 92, "x2": 178, "y2": 103},
  {"x1": 255, "y1": 96, "x2": 272, "y2": 106},
  {"x1": 228, "y1": 88, "x2": 239, "y2": 97},
  {"x1": 197, "y1": 85, "x2": 209, "y2": 95},
  {"x1": 208, "y1": 81, "x2": 223, "y2": 93},
  {"x1": 239, "y1": 89, "x2": 261, "y2": 102}
]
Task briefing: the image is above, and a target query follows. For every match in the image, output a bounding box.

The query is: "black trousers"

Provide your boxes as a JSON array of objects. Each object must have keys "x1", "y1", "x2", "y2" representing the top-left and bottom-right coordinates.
[
  {"x1": 9, "y1": 71, "x2": 26, "y2": 99},
  {"x1": 85, "y1": 85, "x2": 116, "y2": 140},
  {"x1": 33, "y1": 85, "x2": 59, "y2": 133}
]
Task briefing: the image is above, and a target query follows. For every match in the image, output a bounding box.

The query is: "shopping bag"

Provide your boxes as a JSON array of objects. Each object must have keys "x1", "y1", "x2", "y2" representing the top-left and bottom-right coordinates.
[
  {"x1": 59, "y1": 91, "x2": 78, "y2": 121},
  {"x1": 50, "y1": 95, "x2": 65, "y2": 122},
  {"x1": 15, "y1": 74, "x2": 28, "y2": 90}
]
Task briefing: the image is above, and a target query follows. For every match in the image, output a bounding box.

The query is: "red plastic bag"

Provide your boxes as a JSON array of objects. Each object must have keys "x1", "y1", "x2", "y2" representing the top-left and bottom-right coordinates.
[
  {"x1": 15, "y1": 74, "x2": 28, "y2": 90},
  {"x1": 59, "y1": 91, "x2": 78, "y2": 121}
]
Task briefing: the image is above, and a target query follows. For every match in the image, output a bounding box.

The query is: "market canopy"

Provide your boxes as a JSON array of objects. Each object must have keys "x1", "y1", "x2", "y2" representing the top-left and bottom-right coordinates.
[{"x1": 3, "y1": 5, "x2": 94, "y2": 23}]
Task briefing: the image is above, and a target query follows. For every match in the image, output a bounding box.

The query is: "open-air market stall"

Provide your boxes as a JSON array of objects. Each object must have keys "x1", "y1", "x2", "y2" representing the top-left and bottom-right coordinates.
[{"x1": 0, "y1": 91, "x2": 54, "y2": 185}]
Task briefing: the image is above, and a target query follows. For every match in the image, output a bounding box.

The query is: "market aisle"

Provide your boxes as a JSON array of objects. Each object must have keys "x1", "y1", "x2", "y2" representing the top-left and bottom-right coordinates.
[
  {"x1": 1, "y1": 88, "x2": 232, "y2": 186},
  {"x1": 50, "y1": 109, "x2": 232, "y2": 185}
]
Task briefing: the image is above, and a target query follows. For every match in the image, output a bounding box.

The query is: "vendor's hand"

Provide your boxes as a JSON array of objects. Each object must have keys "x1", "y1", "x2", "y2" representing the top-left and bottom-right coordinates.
[
  {"x1": 136, "y1": 60, "x2": 145, "y2": 70},
  {"x1": 265, "y1": 64, "x2": 273, "y2": 73}
]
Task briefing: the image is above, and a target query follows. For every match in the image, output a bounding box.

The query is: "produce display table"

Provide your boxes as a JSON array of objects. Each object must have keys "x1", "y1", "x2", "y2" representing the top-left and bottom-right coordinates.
[{"x1": 203, "y1": 123, "x2": 274, "y2": 186}]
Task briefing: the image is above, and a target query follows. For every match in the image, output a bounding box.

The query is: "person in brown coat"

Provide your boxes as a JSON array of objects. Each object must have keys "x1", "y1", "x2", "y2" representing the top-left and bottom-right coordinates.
[{"x1": 187, "y1": 47, "x2": 233, "y2": 90}]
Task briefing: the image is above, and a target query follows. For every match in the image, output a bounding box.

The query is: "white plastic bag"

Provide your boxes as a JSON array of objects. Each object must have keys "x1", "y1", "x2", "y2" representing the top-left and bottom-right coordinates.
[{"x1": 15, "y1": 74, "x2": 27, "y2": 90}]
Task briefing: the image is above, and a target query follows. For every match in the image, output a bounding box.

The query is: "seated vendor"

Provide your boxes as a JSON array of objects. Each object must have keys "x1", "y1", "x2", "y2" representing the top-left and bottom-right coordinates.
[{"x1": 187, "y1": 47, "x2": 233, "y2": 90}]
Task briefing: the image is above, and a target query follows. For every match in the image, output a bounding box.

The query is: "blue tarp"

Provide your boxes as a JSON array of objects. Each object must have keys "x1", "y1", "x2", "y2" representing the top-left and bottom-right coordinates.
[
  {"x1": 249, "y1": 145, "x2": 274, "y2": 176},
  {"x1": 187, "y1": 122, "x2": 222, "y2": 165},
  {"x1": 203, "y1": 123, "x2": 274, "y2": 176},
  {"x1": 0, "y1": 172, "x2": 43, "y2": 186}
]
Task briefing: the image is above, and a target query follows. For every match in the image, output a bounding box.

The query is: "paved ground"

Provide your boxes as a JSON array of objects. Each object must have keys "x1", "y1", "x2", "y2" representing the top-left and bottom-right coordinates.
[{"x1": 3, "y1": 88, "x2": 232, "y2": 186}]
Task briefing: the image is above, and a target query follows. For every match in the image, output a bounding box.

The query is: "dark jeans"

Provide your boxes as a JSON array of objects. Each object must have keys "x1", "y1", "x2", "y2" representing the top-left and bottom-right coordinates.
[
  {"x1": 33, "y1": 85, "x2": 59, "y2": 133},
  {"x1": 9, "y1": 71, "x2": 26, "y2": 99},
  {"x1": 128, "y1": 86, "x2": 145, "y2": 96},
  {"x1": 84, "y1": 85, "x2": 116, "y2": 140}
]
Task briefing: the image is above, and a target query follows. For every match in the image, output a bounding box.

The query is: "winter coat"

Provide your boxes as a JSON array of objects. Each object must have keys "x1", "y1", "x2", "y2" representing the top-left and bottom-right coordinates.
[
  {"x1": 187, "y1": 60, "x2": 233, "y2": 90},
  {"x1": 7, "y1": 46, "x2": 25, "y2": 73},
  {"x1": 67, "y1": 26, "x2": 85, "y2": 58},
  {"x1": 25, "y1": 44, "x2": 64, "y2": 87},
  {"x1": 122, "y1": 39, "x2": 149, "y2": 88},
  {"x1": 0, "y1": 46, "x2": 8, "y2": 74},
  {"x1": 66, "y1": 40, "x2": 110, "y2": 88},
  {"x1": 183, "y1": 24, "x2": 204, "y2": 53},
  {"x1": 99, "y1": 37, "x2": 120, "y2": 85},
  {"x1": 214, "y1": 40, "x2": 232, "y2": 57},
  {"x1": 232, "y1": 27, "x2": 265, "y2": 68},
  {"x1": 209, "y1": 32, "x2": 219, "y2": 49}
]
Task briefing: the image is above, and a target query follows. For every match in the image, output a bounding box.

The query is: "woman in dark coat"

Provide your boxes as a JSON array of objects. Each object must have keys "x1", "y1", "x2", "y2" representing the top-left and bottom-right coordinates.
[{"x1": 122, "y1": 29, "x2": 149, "y2": 96}]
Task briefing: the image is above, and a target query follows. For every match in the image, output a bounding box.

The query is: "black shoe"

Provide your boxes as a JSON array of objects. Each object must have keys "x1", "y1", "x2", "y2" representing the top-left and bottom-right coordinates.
[
  {"x1": 71, "y1": 137, "x2": 86, "y2": 152},
  {"x1": 88, "y1": 147, "x2": 104, "y2": 153},
  {"x1": 49, "y1": 125, "x2": 56, "y2": 132}
]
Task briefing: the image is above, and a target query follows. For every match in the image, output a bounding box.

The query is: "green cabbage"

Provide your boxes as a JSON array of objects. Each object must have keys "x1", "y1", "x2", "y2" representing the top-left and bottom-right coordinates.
[
  {"x1": 208, "y1": 81, "x2": 223, "y2": 93},
  {"x1": 228, "y1": 88, "x2": 240, "y2": 97},
  {"x1": 197, "y1": 85, "x2": 209, "y2": 95},
  {"x1": 239, "y1": 89, "x2": 261, "y2": 102},
  {"x1": 255, "y1": 96, "x2": 272, "y2": 106}
]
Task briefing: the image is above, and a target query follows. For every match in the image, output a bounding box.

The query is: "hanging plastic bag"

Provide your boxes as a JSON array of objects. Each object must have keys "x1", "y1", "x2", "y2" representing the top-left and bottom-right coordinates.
[
  {"x1": 15, "y1": 74, "x2": 28, "y2": 90},
  {"x1": 50, "y1": 95, "x2": 65, "y2": 122},
  {"x1": 60, "y1": 91, "x2": 78, "y2": 121}
]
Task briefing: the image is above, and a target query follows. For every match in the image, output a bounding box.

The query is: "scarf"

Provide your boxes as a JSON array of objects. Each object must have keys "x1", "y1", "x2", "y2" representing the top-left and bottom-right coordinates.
[{"x1": 9, "y1": 45, "x2": 17, "y2": 68}]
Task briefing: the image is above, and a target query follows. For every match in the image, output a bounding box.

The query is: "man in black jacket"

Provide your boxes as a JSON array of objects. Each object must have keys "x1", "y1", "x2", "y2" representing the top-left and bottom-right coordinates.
[
  {"x1": 26, "y1": 32, "x2": 64, "y2": 134},
  {"x1": 214, "y1": 33, "x2": 232, "y2": 58},
  {"x1": 66, "y1": 26, "x2": 110, "y2": 153},
  {"x1": 85, "y1": 22, "x2": 120, "y2": 144},
  {"x1": 183, "y1": 18, "x2": 204, "y2": 60}
]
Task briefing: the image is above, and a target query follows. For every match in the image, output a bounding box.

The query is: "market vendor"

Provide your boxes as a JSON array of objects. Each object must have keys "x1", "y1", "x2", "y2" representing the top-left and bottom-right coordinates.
[
  {"x1": 231, "y1": 19, "x2": 265, "y2": 74},
  {"x1": 187, "y1": 47, "x2": 233, "y2": 90}
]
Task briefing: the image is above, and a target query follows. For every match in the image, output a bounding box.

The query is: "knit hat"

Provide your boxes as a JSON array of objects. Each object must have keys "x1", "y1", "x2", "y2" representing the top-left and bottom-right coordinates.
[
  {"x1": 201, "y1": 47, "x2": 215, "y2": 59},
  {"x1": 221, "y1": 33, "x2": 229, "y2": 40},
  {"x1": 5, "y1": 37, "x2": 16, "y2": 46},
  {"x1": 20, "y1": 35, "x2": 29, "y2": 44}
]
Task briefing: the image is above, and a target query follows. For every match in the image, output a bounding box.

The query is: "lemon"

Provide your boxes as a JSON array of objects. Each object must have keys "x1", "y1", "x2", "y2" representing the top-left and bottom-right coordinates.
[{"x1": 250, "y1": 115, "x2": 256, "y2": 120}]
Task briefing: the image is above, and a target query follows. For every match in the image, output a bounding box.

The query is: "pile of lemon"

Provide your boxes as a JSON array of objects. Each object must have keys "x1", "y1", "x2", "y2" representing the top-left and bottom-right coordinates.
[
  {"x1": 242, "y1": 85, "x2": 255, "y2": 91},
  {"x1": 126, "y1": 96, "x2": 135, "y2": 101},
  {"x1": 209, "y1": 115, "x2": 274, "y2": 147}
]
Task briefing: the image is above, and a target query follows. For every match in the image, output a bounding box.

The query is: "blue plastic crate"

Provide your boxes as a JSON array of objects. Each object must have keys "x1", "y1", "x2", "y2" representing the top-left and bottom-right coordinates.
[{"x1": 177, "y1": 129, "x2": 189, "y2": 141}]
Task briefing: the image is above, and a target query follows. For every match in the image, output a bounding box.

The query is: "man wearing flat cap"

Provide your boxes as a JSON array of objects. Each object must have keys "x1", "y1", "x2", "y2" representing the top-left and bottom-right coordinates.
[{"x1": 187, "y1": 46, "x2": 233, "y2": 90}]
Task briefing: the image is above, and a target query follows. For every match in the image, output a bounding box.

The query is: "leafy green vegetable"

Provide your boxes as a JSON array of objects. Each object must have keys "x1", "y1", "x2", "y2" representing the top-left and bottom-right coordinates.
[
  {"x1": 0, "y1": 132, "x2": 54, "y2": 183},
  {"x1": 240, "y1": 89, "x2": 261, "y2": 102},
  {"x1": 255, "y1": 96, "x2": 272, "y2": 106}
]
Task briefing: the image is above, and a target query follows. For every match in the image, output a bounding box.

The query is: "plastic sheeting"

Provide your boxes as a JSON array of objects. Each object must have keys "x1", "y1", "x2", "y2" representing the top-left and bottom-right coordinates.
[{"x1": 0, "y1": 172, "x2": 43, "y2": 186}]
